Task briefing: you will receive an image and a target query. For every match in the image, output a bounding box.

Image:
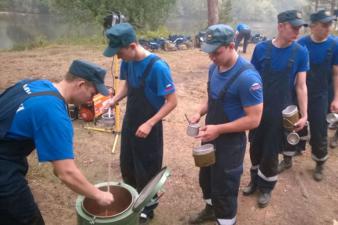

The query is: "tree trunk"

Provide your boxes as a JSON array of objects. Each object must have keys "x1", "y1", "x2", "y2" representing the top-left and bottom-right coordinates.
[
  {"x1": 207, "y1": 0, "x2": 219, "y2": 26},
  {"x1": 315, "y1": 0, "x2": 319, "y2": 11},
  {"x1": 331, "y1": 0, "x2": 336, "y2": 15}
]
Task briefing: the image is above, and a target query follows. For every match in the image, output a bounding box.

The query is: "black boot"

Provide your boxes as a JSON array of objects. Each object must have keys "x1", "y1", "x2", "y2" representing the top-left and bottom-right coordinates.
[
  {"x1": 313, "y1": 162, "x2": 324, "y2": 182},
  {"x1": 242, "y1": 181, "x2": 257, "y2": 196},
  {"x1": 278, "y1": 156, "x2": 292, "y2": 174},
  {"x1": 329, "y1": 131, "x2": 338, "y2": 148},
  {"x1": 189, "y1": 204, "x2": 215, "y2": 224},
  {"x1": 257, "y1": 191, "x2": 271, "y2": 208},
  {"x1": 139, "y1": 211, "x2": 154, "y2": 225}
]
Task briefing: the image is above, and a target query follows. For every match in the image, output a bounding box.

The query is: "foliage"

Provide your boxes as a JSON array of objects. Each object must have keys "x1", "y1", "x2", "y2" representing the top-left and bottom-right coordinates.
[
  {"x1": 51, "y1": 0, "x2": 177, "y2": 30},
  {"x1": 138, "y1": 26, "x2": 171, "y2": 39},
  {"x1": 10, "y1": 35, "x2": 48, "y2": 51},
  {"x1": 219, "y1": 0, "x2": 233, "y2": 24},
  {"x1": 0, "y1": 0, "x2": 50, "y2": 13}
]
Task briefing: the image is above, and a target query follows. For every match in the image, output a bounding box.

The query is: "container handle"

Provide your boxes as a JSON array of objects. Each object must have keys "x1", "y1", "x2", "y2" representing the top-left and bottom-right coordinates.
[
  {"x1": 89, "y1": 216, "x2": 96, "y2": 225},
  {"x1": 156, "y1": 191, "x2": 165, "y2": 201}
]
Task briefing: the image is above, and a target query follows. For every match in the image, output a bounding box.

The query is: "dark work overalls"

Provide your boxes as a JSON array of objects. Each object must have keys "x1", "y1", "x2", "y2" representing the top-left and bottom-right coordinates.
[
  {"x1": 120, "y1": 56, "x2": 163, "y2": 216},
  {"x1": 298, "y1": 36, "x2": 336, "y2": 163},
  {"x1": 0, "y1": 80, "x2": 65, "y2": 225},
  {"x1": 249, "y1": 41, "x2": 299, "y2": 192},
  {"x1": 199, "y1": 65, "x2": 252, "y2": 223}
]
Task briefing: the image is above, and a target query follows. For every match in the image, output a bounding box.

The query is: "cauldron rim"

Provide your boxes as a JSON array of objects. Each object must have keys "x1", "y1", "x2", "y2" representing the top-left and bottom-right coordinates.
[{"x1": 81, "y1": 183, "x2": 134, "y2": 219}]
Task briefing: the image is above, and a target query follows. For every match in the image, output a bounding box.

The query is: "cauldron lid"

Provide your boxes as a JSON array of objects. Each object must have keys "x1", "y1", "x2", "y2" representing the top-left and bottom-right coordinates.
[{"x1": 133, "y1": 167, "x2": 170, "y2": 212}]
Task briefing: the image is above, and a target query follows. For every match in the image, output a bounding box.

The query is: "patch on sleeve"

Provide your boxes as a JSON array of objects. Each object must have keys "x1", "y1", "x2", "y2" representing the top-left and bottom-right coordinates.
[
  {"x1": 250, "y1": 83, "x2": 262, "y2": 91},
  {"x1": 165, "y1": 83, "x2": 174, "y2": 91}
]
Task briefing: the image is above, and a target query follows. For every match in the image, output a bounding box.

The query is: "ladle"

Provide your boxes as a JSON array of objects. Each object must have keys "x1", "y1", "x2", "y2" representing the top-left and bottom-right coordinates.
[{"x1": 184, "y1": 113, "x2": 191, "y2": 124}]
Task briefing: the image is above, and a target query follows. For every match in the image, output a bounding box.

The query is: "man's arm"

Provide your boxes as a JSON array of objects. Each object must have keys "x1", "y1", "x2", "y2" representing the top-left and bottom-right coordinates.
[
  {"x1": 190, "y1": 98, "x2": 208, "y2": 124},
  {"x1": 135, "y1": 92, "x2": 177, "y2": 138},
  {"x1": 197, "y1": 103, "x2": 263, "y2": 142},
  {"x1": 52, "y1": 159, "x2": 113, "y2": 206},
  {"x1": 294, "y1": 71, "x2": 308, "y2": 131},
  {"x1": 108, "y1": 80, "x2": 128, "y2": 107},
  {"x1": 330, "y1": 65, "x2": 338, "y2": 112}
]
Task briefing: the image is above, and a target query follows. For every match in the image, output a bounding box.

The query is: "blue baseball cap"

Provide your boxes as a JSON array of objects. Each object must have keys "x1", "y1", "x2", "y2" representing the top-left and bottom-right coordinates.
[
  {"x1": 69, "y1": 60, "x2": 109, "y2": 96},
  {"x1": 278, "y1": 10, "x2": 308, "y2": 27},
  {"x1": 201, "y1": 24, "x2": 235, "y2": 53},
  {"x1": 310, "y1": 10, "x2": 336, "y2": 23},
  {"x1": 103, "y1": 23, "x2": 137, "y2": 57}
]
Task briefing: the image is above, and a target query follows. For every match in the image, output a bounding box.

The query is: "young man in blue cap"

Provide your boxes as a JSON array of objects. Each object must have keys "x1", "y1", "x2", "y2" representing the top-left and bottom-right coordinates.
[
  {"x1": 0, "y1": 59, "x2": 114, "y2": 225},
  {"x1": 234, "y1": 23, "x2": 251, "y2": 53},
  {"x1": 243, "y1": 10, "x2": 309, "y2": 207},
  {"x1": 188, "y1": 24, "x2": 263, "y2": 225},
  {"x1": 103, "y1": 23, "x2": 177, "y2": 224},
  {"x1": 278, "y1": 10, "x2": 338, "y2": 181}
]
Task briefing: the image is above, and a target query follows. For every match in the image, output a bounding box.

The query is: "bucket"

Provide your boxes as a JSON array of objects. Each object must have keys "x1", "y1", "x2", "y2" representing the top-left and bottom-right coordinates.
[
  {"x1": 192, "y1": 144, "x2": 215, "y2": 167},
  {"x1": 186, "y1": 123, "x2": 200, "y2": 137},
  {"x1": 98, "y1": 112, "x2": 115, "y2": 127},
  {"x1": 282, "y1": 105, "x2": 299, "y2": 131},
  {"x1": 76, "y1": 167, "x2": 170, "y2": 225}
]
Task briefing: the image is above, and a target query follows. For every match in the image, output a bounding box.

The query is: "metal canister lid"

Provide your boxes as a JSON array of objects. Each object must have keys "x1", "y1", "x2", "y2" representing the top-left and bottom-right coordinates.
[
  {"x1": 132, "y1": 167, "x2": 170, "y2": 213},
  {"x1": 192, "y1": 144, "x2": 215, "y2": 155}
]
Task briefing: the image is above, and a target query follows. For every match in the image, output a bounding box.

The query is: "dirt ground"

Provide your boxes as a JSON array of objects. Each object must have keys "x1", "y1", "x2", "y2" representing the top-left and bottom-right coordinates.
[{"x1": 1, "y1": 44, "x2": 338, "y2": 225}]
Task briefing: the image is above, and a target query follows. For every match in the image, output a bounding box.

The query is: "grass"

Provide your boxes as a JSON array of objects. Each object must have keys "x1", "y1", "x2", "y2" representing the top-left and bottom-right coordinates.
[{"x1": 5, "y1": 26, "x2": 177, "y2": 52}]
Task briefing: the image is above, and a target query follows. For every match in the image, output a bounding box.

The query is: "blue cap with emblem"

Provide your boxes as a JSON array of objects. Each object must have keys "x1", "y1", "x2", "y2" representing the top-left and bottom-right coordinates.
[
  {"x1": 201, "y1": 24, "x2": 235, "y2": 53},
  {"x1": 310, "y1": 9, "x2": 336, "y2": 23},
  {"x1": 69, "y1": 59, "x2": 109, "y2": 96},
  {"x1": 103, "y1": 23, "x2": 137, "y2": 57},
  {"x1": 278, "y1": 10, "x2": 308, "y2": 27}
]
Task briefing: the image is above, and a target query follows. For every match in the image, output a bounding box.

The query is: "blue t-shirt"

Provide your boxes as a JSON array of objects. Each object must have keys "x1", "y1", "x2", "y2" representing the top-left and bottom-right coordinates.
[
  {"x1": 236, "y1": 23, "x2": 250, "y2": 32},
  {"x1": 297, "y1": 35, "x2": 338, "y2": 65},
  {"x1": 120, "y1": 54, "x2": 175, "y2": 110},
  {"x1": 6, "y1": 80, "x2": 74, "y2": 162},
  {"x1": 251, "y1": 40, "x2": 309, "y2": 90},
  {"x1": 208, "y1": 56, "x2": 263, "y2": 121}
]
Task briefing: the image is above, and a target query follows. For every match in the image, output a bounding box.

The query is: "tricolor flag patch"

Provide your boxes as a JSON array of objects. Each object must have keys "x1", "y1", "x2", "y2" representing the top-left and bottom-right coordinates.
[
  {"x1": 165, "y1": 83, "x2": 174, "y2": 91},
  {"x1": 250, "y1": 83, "x2": 262, "y2": 91}
]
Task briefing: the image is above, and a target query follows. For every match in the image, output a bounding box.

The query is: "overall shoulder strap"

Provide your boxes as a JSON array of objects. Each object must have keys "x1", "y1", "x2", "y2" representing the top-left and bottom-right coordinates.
[
  {"x1": 286, "y1": 42, "x2": 300, "y2": 71},
  {"x1": 140, "y1": 56, "x2": 161, "y2": 87},
  {"x1": 207, "y1": 64, "x2": 218, "y2": 95},
  {"x1": 0, "y1": 83, "x2": 67, "y2": 139},
  {"x1": 262, "y1": 40, "x2": 273, "y2": 70},
  {"x1": 218, "y1": 64, "x2": 255, "y2": 100},
  {"x1": 326, "y1": 38, "x2": 336, "y2": 63}
]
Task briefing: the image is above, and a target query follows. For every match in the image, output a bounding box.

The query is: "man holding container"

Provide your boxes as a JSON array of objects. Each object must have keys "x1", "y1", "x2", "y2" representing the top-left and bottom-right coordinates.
[
  {"x1": 188, "y1": 24, "x2": 263, "y2": 225},
  {"x1": 279, "y1": 10, "x2": 338, "y2": 181},
  {"x1": 244, "y1": 10, "x2": 309, "y2": 208}
]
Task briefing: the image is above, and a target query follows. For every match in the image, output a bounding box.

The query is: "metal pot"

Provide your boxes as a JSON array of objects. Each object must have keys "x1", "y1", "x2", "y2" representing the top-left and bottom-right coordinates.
[{"x1": 76, "y1": 167, "x2": 170, "y2": 225}]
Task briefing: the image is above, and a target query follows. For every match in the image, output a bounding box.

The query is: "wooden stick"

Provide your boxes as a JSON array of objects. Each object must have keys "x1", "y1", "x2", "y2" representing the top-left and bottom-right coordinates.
[
  {"x1": 295, "y1": 173, "x2": 309, "y2": 198},
  {"x1": 112, "y1": 133, "x2": 119, "y2": 154}
]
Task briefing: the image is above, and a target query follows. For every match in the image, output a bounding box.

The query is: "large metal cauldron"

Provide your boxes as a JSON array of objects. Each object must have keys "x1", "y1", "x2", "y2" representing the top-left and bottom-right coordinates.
[{"x1": 76, "y1": 167, "x2": 170, "y2": 225}]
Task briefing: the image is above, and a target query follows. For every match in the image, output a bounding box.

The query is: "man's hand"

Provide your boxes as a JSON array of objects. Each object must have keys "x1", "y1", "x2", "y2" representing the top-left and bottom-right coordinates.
[
  {"x1": 190, "y1": 113, "x2": 201, "y2": 124},
  {"x1": 136, "y1": 122, "x2": 153, "y2": 138},
  {"x1": 330, "y1": 99, "x2": 338, "y2": 113},
  {"x1": 294, "y1": 116, "x2": 307, "y2": 132},
  {"x1": 196, "y1": 125, "x2": 220, "y2": 142},
  {"x1": 102, "y1": 98, "x2": 117, "y2": 113},
  {"x1": 95, "y1": 190, "x2": 114, "y2": 206}
]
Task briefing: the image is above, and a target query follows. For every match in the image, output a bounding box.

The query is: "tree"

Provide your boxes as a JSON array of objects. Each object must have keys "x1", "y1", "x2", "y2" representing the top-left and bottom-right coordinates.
[
  {"x1": 219, "y1": 0, "x2": 232, "y2": 24},
  {"x1": 51, "y1": 0, "x2": 177, "y2": 30},
  {"x1": 208, "y1": 0, "x2": 218, "y2": 26},
  {"x1": 331, "y1": 0, "x2": 336, "y2": 14}
]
